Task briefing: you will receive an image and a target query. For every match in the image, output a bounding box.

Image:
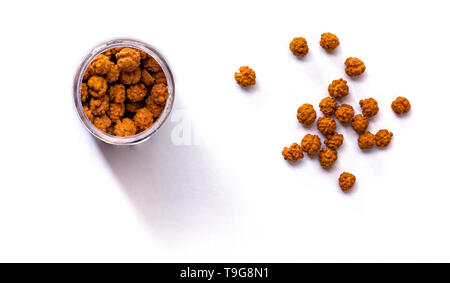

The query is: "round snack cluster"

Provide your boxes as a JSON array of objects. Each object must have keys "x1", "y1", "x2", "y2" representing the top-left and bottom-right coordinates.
[
  {"x1": 375, "y1": 129, "x2": 393, "y2": 148},
  {"x1": 324, "y1": 133, "x2": 344, "y2": 150},
  {"x1": 282, "y1": 143, "x2": 304, "y2": 162},
  {"x1": 320, "y1": 33, "x2": 340, "y2": 51},
  {"x1": 335, "y1": 104, "x2": 355, "y2": 123},
  {"x1": 301, "y1": 134, "x2": 321, "y2": 155},
  {"x1": 297, "y1": 104, "x2": 317, "y2": 126},
  {"x1": 358, "y1": 132, "x2": 376, "y2": 149},
  {"x1": 359, "y1": 98, "x2": 379, "y2": 118},
  {"x1": 81, "y1": 46, "x2": 168, "y2": 137},
  {"x1": 319, "y1": 147, "x2": 338, "y2": 169},
  {"x1": 345, "y1": 57, "x2": 366, "y2": 77},
  {"x1": 289, "y1": 37, "x2": 309, "y2": 57},
  {"x1": 391, "y1": 97, "x2": 411, "y2": 114},
  {"x1": 351, "y1": 114, "x2": 369, "y2": 134},
  {"x1": 339, "y1": 172, "x2": 356, "y2": 191},
  {"x1": 317, "y1": 117, "x2": 336, "y2": 135},
  {"x1": 319, "y1": 97, "x2": 337, "y2": 116},
  {"x1": 328, "y1": 78, "x2": 349, "y2": 99},
  {"x1": 234, "y1": 66, "x2": 256, "y2": 87}
]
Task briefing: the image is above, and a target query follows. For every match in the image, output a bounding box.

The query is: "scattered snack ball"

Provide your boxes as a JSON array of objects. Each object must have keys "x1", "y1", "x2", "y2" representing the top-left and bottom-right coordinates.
[
  {"x1": 339, "y1": 172, "x2": 356, "y2": 191},
  {"x1": 328, "y1": 78, "x2": 349, "y2": 99},
  {"x1": 375, "y1": 129, "x2": 393, "y2": 148},
  {"x1": 282, "y1": 143, "x2": 304, "y2": 162},
  {"x1": 324, "y1": 133, "x2": 344, "y2": 150},
  {"x1": 351, "y1": 114, "x2": 369, "y2": 134},
  {"x1": 81, "y1": 46, "x2": 168, "y2": 137},
  {"x1": 391, "y1": 97, "x2": 411, "y2": 114},
  {"x1": 335, "y1": 104, "x2": 355, "y2": 123},
  {"x1": 234, "y1": 66, "x2": 256, "y2": 87},
  {"x1": 317, "y1": 116, "x2": 336, "y2": 136},
  {"x1": 345, "y1": 57, "x2": 366, "y2": 77},
  {"x1": 359, "y1": 98, "x2": 379, "y2": 118},
  {"x1": 319, "y1": 97, "x2": 337, "y2": 116},
  {"x1": 358, "y1": 132, "x2": 376, "y2": 149},
  {"x1": 297, "y1": 104, "x2": 317, "y2": 126},
  {"x1": 289, "y1": 37, "x2": 309, "y2": 57},
  {"x1": 320, "y1": 33, "x2": 340, "y2": 51},
  {"x1": 301, "y1": 134, "x2": 321, "y2": 155},
  {"x1": 319, "y1": 147, "x2": 338, "y2": 169}
]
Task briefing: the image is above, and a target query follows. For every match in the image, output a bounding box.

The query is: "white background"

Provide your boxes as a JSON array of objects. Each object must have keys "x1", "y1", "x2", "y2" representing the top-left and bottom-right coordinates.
[{"x1": 0, "y1": 0, "x2": 449, "y2": 263}]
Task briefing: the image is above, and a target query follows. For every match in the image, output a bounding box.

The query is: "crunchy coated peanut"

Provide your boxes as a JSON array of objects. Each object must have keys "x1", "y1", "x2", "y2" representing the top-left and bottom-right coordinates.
[
  {"x1": 320, "y1": 33, "x2": 340, "y2": 51},
  {"x1": 234, "y1": 66, "x2": 256, "y2": 87},
  {"x1": 133, "y1": 108, "x2": 154, "y2": 131},
  {"x1": 106, "y1": 63, "x2": 120, "y2": 83},
  {"x1": 282, "y1": 143, "x2": 304, "y2": 162},
  {"x1": 289, "y1": 37, "x2": 308, "y2": 57},
  {"x1": 114, "y1": 118, "x2": 137, "y2": 137},
  {"x1": 345, "y1": 57, "x2": 365, "y2": 77},
  {"x1": 108, "y1": 103, "x2": 125, "y2": 122},
  {"x1": 335, "y1": 104, "x2": 355, "y2": 123},
  {"x1": 127, "y1": 83, "x2": 147, "y2": 103},
  {"x1": 391, "y1": 97, "x2": 411, "y2": 114},
  {"x1": 319, "y1": 147, "x2": 338, "y2": 169},
  {"x1": 143, "y1": 57, "x2": 162, "y2": 73},
  {"x1": 109, "y1": 84, "x2": 126, "y2": 104},
  {"x1": 328, "y1": 78, "x2": 349, "y2": 99},
  {"x1": 317, "y1": 116, "x2": 336, "y2": 136},
  {"x1": 120, "y1": 68, "x2": 141, "y2": 85},
  {"x1": 325, "y1": 133, "x2": 344, "y2": 150},
  {"x1": 375, "y1": 129, "x2": 393, "y2": 148},
  {"x1": 93, "y1": 114, "x2": 112, "y2": 132},
  {"x1": 116, "y1": 47, "x2": 141, "y2": 72},
  {"x1": 87, "y1": 75, "x2": 108, "y2": 98},
  {"x1": 301, "y1": 134, "x2": 321, "y2": 155},
  {"x1": 81, "y1": 82, "x2": 89, "y2": 102},
  {"x1": 359, "y1": 98, "x2": 379, "y2": 118},
  {"x1": 319, "y1": 97, "x2": 337, "y2": 116},
  {"x1": 90, "y1": 95, "x2": 109, "y2": 116},
  {"x1": 358, "y1": 132, "x2": 376, "y2": 149},
  {"x1": 141, "y1": 69, "x2": 155, "y2": 87},
  {"x1": 146, "y1": 96, "x2": 165, "y2": 118},
  {"x1": 339, "y1": 172, "x2": 356, "y2": 191},
  {"x1": 297, "y1": 104, "x2": 317, "y2": 126},
  {"x1": 150, "y1": 83, "x2": 169, "y2": 105},
  {"x1": 351, "y1": 114, "x2": 369, "y2": 134}
]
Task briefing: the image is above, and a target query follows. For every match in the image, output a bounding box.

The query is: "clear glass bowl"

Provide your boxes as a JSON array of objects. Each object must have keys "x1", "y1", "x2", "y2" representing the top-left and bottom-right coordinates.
[{"x1": 73, "y1": 38, "x2": 175, "y2": 145}]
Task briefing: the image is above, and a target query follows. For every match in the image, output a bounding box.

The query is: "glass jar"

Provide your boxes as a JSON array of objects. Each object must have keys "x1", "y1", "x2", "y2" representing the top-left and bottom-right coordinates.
[{"x1": 73, "y1": 38, "x2": 175, "y2": 145}]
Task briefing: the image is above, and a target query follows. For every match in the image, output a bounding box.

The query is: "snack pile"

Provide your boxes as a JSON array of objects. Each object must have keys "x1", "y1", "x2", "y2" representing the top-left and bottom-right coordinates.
[
  {"x1": 279, "y1": 33, "x2": 411, "y2": 192},
  {"x1": 81, "y1": 47, "x2": 168, "y2": 137}
]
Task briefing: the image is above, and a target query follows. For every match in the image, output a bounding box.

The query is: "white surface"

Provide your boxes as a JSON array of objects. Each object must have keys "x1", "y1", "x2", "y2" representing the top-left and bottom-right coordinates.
[{"x1": 0, "y1": 0, "x2": 449, "y2": 262}]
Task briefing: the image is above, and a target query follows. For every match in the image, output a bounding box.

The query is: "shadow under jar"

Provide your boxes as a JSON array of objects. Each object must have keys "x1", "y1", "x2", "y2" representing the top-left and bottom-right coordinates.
[{"x1": 73, "y1": 38, "x2": 175, "y2": 145}]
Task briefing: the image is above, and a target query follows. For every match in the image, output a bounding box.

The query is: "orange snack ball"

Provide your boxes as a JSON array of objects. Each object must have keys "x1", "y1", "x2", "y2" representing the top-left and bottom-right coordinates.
[
  {"x1": 339, "y1": 172, "x2": 356, "y2": 191},
  {"x1": 324, "y1": 133, "x2": 344, "y2": 150},
  {"x1": 335, "y1": 104, "x2": 355, "y2": 123},
  {"x1": 282, "y1": 143, "x2": 304, "y2": 162},
  {"x1": 127, "y1": 83, "x2": 147, "y2": 103},
  {"x1": 109, "y1": 84, "x2": 126, "y2": 104},
  {"x1": 143, "y1": 57, "x2": 162, "y2": 73},
  {"x1": 317, "y1": 116, "x2": 336, "y2": 135},
  {"x1": 114, "y1": 118, "x2": 137, "y2": 137},
  {"x1": 81, "y1": 82, "x2": 89, "y2": 102},
  {"x1": 120, "y1": 68, "x2": 141, "y2": 85},
  {"x1": 319, "y1": 147, "x2": 338, "y2": 169},
  {"x1": 154, "y1": 71, "x2": 167, "y2": 85},
  {"x1": 320, "y1": 33, "x2": 340, "y2": 51},
  {"x1": 141, "y1": 69, "x2": 155, "y2": 87},
  {"x1": 375, "y1": 129, "x2": 393, "y2": 148},
  {"x1": 301, "y1": 134, "x2": 321, "y2": 155},
  {"x1": 126, "y1": 102, "x2": 145, "y2": 113},
  {"x1": 108, "y1": 103, "x2": 125, "y2": 122},
  {"x1": 93, "y1": 114, "x2": 112, "y2": 132},
  {"x1": 289, "y1": 37, "x2": 309, "y2": 57},
  {"x1": 146, "y1": 96, "x2": 165, "y2": 118},
  {"x1": 133, "y1": 108, "x2": 154, "y2": 131},
  {"x1": 297, "y1": 103, "x2": 317, "y2": 126},
  {"x1": 391, "y1": 97, "x2": 411, "y2": 114},
  {"x1": 358, "y1": 132, "x2": 376, "y2": 149},
  {"x1": 83, "y1": 105, "x2": 94, "y2": 122},
  {"x1": 106, "y1": 63, "x2": 120, "y2": 83},
  {"x1": 90, "y1": 95, "x2": 109, "y2": 116},
  {"x1": 87, "y1": 75, "x2": 108, "y2": 98},
  {"x1": 359, "y1": 98, "x2": 379, "y2": 118},
  {"x1": 234, "y1": 66, "x2": 256, "y2": 87},
  {"x1": 319, "y1": 97, "x2": 337, "y2": 116},
  {"x1": 150, "y1": 83, "x2": 169, "y2": 105},
  {"x1": 345, "y1": 57, "x2": 366, "y2": 77},
  {"x1": 351, "y1": 114, "x2": 369, "y2": 134},
  {"x1": 116, "y1": 47, "x2": 141, "y2": 72},
  {"x1": 83, "y1": 64, "x2": 95, "y2": 81},
  {"x1": 91, "y1": 54, "x2": 112, "y2": 76},
  {"x1": 328, "y1": 78, "x2": 349, "y2": 99}
]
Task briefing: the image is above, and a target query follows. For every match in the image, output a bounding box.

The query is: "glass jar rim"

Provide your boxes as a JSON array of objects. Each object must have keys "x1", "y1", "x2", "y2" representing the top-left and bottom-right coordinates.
[{"x1": 73, "y1": 37, "x2": 175, "y2": 145}]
